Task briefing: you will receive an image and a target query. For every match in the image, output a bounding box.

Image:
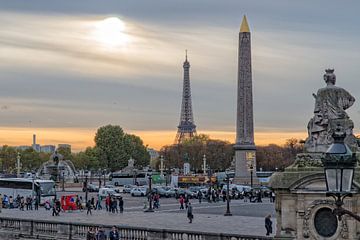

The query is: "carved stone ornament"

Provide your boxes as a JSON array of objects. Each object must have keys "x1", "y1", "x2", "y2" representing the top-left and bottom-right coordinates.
[{"x1": 303, "y1": 199, "x2": 348, "y2": 239}]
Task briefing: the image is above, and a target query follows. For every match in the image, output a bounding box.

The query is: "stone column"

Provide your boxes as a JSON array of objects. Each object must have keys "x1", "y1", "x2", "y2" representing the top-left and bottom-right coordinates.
[{"x1": 234, "y1": 15, "x2": 257, "y2": 184}]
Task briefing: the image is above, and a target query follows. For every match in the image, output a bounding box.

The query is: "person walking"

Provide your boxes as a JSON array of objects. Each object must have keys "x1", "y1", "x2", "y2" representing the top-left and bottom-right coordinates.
[
  {"x1": 187, "y1": 202, "x2": 194, "y2": 223},
  {"x1": 179, "y1": 195, "x2": 184, "y2": 210},
  {"x1": 265, "y1": 214, "x2": 273, "y2": 236},
  {"x1": 119, "y1": 197, "x2": 124, "y2": 213},
  {"x1": 86, "y1": 200, "x2": 92, "y2": 215},
  {"x1": 197, "y1": 191, "x2": 202, "y2": 203},
  {"x1": 96, "y1": 226, "x2": 107, "y2": 240},
  {"x1": 105, "y1": 195, "x2": 110, "y2": 212},
  {"x1": 86, "y1": 227, "x2": 96, "y2": 240},
  {"x1": 34, "y1": 196, "x2": 39, "y2": 210},
  {"x1": 109, "y1": 226, "x2": 120, "y2": 240}
]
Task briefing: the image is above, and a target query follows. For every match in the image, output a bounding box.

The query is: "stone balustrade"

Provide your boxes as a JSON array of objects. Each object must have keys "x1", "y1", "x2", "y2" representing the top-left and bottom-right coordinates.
[{"x1": 0, "y1": 216, "x2": 272, "y2": 240}]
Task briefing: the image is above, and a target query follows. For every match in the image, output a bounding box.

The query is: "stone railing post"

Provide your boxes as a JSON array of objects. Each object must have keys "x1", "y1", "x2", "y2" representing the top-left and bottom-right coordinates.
[
  {"x1": 20, "y1": 220, "x2": 32, "y2": 237},
  {"x1": 57, "y1": 223, "x2": 70, "y2": 239}
]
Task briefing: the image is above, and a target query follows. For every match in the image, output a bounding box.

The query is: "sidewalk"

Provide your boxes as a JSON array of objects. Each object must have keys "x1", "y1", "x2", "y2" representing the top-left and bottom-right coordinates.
[{"x1": 0, "y1": 209, "x2": 276, "y2": 237}]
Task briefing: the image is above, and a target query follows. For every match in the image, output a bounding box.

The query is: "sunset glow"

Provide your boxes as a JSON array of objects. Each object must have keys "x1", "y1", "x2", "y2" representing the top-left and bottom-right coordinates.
[{"x1": 0, "y1": 127, "x2": 308, "y2": 152}]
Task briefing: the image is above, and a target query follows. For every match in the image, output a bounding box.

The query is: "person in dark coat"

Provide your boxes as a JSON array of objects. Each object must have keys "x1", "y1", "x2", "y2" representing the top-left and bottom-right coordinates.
[
  {"x1": 109, "y1": 226, "x2": 120, "y2": 240},
  {"x1": 118, "y1": 197, "x2": 124, "y2": 213},
  {"x1": 86, "y1": 200, "x2": 92, "y2": 215},
  {"x1": 86, "y1": 227, "x2": 96, "y2": 240},
  {"x1": 96, "y1": 227, "x2": 107, "y2": 240},
  {"x1": 265, "y1": 214, "x2": 272, "y2": 236}
]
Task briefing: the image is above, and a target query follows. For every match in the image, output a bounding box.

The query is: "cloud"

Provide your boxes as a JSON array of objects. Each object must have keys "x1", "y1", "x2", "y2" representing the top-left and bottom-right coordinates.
[{"x1": 1, "y1": 1, "x2": 360, "y2": 149}]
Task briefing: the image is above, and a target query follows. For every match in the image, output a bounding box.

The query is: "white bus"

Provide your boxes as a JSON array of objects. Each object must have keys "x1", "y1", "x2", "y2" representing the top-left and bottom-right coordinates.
[
  {"x1": 109, "y1": 172, "x2": 150, "y2": 186},
  {"x1": 0, "y1": 178, "x2": 56, "y2": 205}
]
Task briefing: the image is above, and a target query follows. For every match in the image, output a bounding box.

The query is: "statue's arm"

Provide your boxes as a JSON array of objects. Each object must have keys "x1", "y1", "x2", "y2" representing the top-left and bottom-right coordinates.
[{"x1": 312, "y1": 93, "x2": 317, "y2": 99}]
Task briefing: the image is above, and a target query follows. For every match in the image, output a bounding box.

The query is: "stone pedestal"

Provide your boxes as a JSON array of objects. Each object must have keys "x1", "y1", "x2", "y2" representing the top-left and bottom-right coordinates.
[
  {"x1": 234, "y1": 148, "x2": 259, "y2": 184},
  {"x1": 270, "y1": 156, "x2": 360, "y2": 239}
]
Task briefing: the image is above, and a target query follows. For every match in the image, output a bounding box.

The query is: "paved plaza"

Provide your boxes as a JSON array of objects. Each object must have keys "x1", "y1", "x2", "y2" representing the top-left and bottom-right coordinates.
[{"x1": 0, "y1": 193, "x2": 276, "y2": 237}]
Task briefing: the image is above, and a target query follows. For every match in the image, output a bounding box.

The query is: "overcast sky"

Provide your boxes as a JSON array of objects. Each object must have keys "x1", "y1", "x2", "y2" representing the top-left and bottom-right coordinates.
[{"x1": 1, "y1": 0, "x2": 360, "y2": 150}]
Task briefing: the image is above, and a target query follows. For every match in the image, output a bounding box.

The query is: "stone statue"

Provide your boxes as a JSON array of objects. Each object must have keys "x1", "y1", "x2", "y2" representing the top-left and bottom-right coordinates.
[{"x1": 305, "y1": 69, "x2": 357, "y2": 152}]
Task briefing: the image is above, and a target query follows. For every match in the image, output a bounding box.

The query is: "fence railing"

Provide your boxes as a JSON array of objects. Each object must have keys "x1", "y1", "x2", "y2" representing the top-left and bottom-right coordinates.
[{"x1": 0, "y1": 216, "x2": 272, "y2": 240}]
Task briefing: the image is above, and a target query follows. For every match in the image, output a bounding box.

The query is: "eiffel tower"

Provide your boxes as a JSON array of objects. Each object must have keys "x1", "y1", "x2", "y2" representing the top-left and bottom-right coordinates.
[{"x1": 175, "y1": 51, "x2": 197, "y2": 144}]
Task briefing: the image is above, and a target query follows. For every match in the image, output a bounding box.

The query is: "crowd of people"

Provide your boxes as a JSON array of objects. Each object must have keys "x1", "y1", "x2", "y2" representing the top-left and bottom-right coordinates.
[
  {"x1": 86, "y1": 226, "x2": 120, "y2": 240},
  {"x1": 0, "y1": 193, "x2": 40, "y2": 211}
]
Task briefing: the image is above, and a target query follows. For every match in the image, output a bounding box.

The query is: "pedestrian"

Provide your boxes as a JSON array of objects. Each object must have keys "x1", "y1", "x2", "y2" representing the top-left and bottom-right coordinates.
[
  {"x1": 45, "y1": 200, "x2": 51, "y2": 210},
  {"x1": 119, "y1": 197, "x2": 124, "y2": 213},
  {"x1": 105, "y1": 195, "x2": 110, "y2": 212},
  {"x1": 179, "y1": 195, "x2": 184, "y2": 210},
  {"x1": 184, "y1": 195, "x2": 189, "y2": 209},
  {"x1": 111, "y1": 198, "x2": 118, "y2": 213},
  {"x1": 265, "y1": 214, "x2": 272, "y2": 236},
  {"x1": 187, "y1": 202, "x2": 193, "y2": 223},
  {"x1": 9, "y1": 196, "x2": 14, "y2": 209},
  {"x1": 34, "y1": 196, "x2": 39, "y2": 210},
  {"x1": 197, "y1": 191, "x2": 202, "y2": 203},
  {"x1": 20, "y1": 197, "x2": 25, "y2": 211},
  {"x1": 96, "y1": 196, "x2": 102, "y2": 210},
  {"x1": 86, "y1": 200, "x2": 92, "y2": 215},
  {"x1": 271, "y1": 191, "x2": 276, "y2": 203},
  {"x1": 109, "y1": 226, "x2": 120, "y2": 240},
  {"x1": 91, "y1": 197, "x2": 95, "y2": 209},
  {"x1": 96, "y1": 226, "x2": 107, "y2": 240},
  {"x1": 86, "y1": 227, "x2": 96, "y2": 240}
]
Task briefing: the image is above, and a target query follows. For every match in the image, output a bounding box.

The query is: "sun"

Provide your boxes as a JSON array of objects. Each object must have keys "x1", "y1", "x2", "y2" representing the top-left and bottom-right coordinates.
[{"x1": 92, "y1": 17, "x2": 130, "y2": 48}]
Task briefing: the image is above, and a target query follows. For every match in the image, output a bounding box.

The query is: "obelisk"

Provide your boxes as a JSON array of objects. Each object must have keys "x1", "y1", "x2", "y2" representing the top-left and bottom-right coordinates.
[{"x1": 234, "y1": 16, "x2": 257, "y2": 184}]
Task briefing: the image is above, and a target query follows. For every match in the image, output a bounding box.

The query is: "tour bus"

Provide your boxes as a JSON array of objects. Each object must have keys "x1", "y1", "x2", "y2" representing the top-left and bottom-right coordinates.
[
  {"x1": 0, "y1": 178, "x2": 56, "y2": 205},
  {"x1": 109, "y1": 172, "x2": 153, "y2": 186}
]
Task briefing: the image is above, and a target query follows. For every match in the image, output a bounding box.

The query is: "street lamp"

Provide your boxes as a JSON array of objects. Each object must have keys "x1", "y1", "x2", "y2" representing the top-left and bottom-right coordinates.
[
  {"x1": 62, "y1": 171, "x2": 65, "y2": 192},
  {"x1": 322, "y1": 127, "x2": 359, "y2": 221},
  {"x1": 84, "y1": 175, "x2": 89, "y2": 202},
  {"x1": 249, "y1": 164, "x2": 254, "y2": 188},
  {"x1": 224, "y1": 171, "x2": 232, "y2": 216},
  {"x1": 144, "y1": 168, "x2": 154, "y2": 212}
]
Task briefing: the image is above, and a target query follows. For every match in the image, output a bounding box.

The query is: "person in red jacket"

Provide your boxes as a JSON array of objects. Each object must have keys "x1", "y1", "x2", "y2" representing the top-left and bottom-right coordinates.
[
  {"x1": 105, "y1": 195, "x2": 110, "y2": 212},
  {"x1": 179, "y1": 195, "x2": 185, "y2": 210}
]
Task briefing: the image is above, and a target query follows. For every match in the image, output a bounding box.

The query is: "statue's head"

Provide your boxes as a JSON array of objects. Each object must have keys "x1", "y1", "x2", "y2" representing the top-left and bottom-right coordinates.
[{"x1": 324, "y1": 69, "x2": 336, "y2": 85}]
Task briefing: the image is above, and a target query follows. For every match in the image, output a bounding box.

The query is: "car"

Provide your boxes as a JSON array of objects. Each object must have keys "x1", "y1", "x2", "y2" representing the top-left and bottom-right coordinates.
[
  {"x1": 98, "y1": 187, "x2": 122, "y2": 198},
  {"x1": 123, "y1": 184, "x2": 134, "y2": 193},
  {"x1": 130, "y1": 187, "x2": 147, "y2": 197},
  {"x1": 163, "y1": 186, "x2": 176, "y2": 197},
  {"x1": 83, "y1": 183, "x2": 99, "y2": 192},
  {"x1": 175, "y1": 188, "x2": 196, "y2": 198},
  {"x1": 104, "y1": 184, "x2": 121, "y2": 193}
]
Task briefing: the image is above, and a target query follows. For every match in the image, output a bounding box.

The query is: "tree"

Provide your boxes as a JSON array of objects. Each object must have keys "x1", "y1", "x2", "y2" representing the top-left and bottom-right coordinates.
[
  {"x1": 256, "y1": 138, "x2": 303, "y2": 171},
  {"x1": 57, "y1": 146, "x2": 72, "y2": 160},
  {"x1": 72, "y1": 147, "x2": 99, "y2": 170},
  {"x1": 160, "y1": 135, "x2": 234, "y2": 172},
  {"x1": 124, "y1": 134, "x2": 150, "y2": 168},
  {"x1": 94, "y1": 125, "x2": 150, "y2": 172},
  {"x1": 0, "y1": 145, "x2": 17, "y2": 173}
]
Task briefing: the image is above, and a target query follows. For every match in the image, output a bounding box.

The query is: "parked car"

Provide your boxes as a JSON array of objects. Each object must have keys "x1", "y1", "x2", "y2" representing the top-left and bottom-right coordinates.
[
  {"x1": 175, "y1": 188, "x2": 196, "y2": 198},
  {"x1": 130, "y1": 187, "x2": 147, "y2": 197},
  {"x1": 163, "y1": 186, "x2": 176, "y2": 197},
  {"x1": 104, "y1": 184, "x2": 121, "y2": 193},
  {"x1": 123, "y1": 184, "x2": 134, "y2": 193},
  {"x1": 83, "y1": 183, "x2": 99, "y2": 192},
  {"x1": 98, "y1": 187, "x2": 121, "y2": 198}
]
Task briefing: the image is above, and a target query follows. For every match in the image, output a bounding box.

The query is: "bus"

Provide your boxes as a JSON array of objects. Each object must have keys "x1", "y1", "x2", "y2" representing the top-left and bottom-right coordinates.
[
  {"x1": 109, "y1": 172, "x2": 155, "y2": 186},
  {"x1": 0, "y1": 178, "x2": 56, "y2": 205}
]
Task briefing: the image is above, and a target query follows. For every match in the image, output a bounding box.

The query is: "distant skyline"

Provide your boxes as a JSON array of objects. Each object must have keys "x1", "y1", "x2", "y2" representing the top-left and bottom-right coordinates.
[{"x1": 1, "y1": 1, "x2": 360, "y2": 151}]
